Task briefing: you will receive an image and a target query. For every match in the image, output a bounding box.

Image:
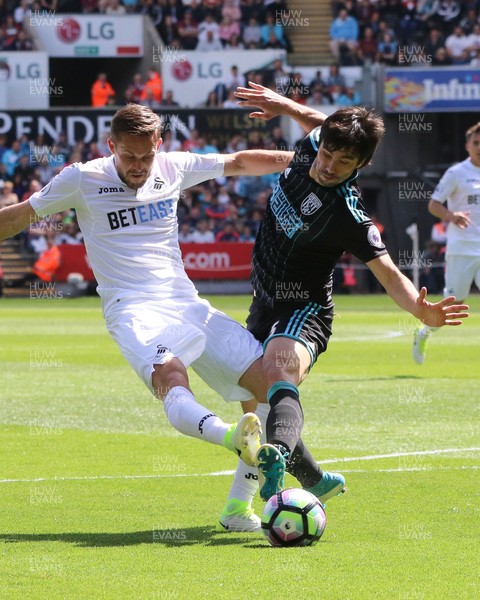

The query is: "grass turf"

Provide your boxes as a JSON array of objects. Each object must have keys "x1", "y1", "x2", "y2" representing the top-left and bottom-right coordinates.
[{"x1": 0, "y1": 295, "x2": 479, "y2": 599}]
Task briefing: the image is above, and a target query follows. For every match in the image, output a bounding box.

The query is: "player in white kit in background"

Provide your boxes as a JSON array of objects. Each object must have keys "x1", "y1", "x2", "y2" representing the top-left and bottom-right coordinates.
[
  {"x1": 0, "y1": 104, "x2": 298, "y2": 531},
  {"x1": 413, "y1": 122, "x2": 480, "y2": 364}
]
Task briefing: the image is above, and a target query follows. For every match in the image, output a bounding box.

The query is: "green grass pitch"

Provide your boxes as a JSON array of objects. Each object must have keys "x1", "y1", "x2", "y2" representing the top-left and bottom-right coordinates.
[{"x1": 0, "y1": 294, "x2": 478, "y2": 600}]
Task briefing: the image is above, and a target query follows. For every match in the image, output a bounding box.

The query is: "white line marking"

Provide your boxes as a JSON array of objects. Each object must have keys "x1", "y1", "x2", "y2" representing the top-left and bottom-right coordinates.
[
  {"x1": 1, "y1": 448, "x2": 478, "y2": 484},
  {"x1": 330, "y1": 331, "x2": 403, "y2": 342},
  {"x1": 320, "y1": 447, "x2": 480, "y2": 464}
]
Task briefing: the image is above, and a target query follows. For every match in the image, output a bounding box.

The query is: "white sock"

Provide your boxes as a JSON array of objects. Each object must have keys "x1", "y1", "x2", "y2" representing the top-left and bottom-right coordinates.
[
  {"x1": 163, "y1": 386, "x2": 229, "y2": 446},
  {"x1": 225, "y1": 403, "x2": 270, "y2": 504}
]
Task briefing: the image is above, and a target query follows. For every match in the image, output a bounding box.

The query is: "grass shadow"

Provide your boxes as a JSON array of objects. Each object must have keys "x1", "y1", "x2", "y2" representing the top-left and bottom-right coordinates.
[{"x1": 0, "y1": 527, "x2": 266, "y2": 548}]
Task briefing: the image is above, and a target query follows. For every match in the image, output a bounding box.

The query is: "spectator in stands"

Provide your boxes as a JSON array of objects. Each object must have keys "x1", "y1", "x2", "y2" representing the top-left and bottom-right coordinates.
[
  {"x1": 377, "y1": 19, "x2": 397, "y2": 43},
  {"x1": 445, "y1": 26, "x2": 470, "y2": 62},
  {"x1": 459, "y1": 8, "x2": 480, "y2": 36},
  {"x1": 56, "y1": 220, "x2": 83, "y2": 245},
  {"x1": 197, "y1": 29, "x2": 223, "y2": 51},
  {"x1": 219, "y1": 14, "x2": 240, "y2": 46},
  {"x1": 181, "y1": 128, "x2": 200, "y2": 152},
  {"x1": 307, "y1": 85, "x2": 332, "y2": 106},
  {"x1": 0, "y1": 181, "x2": 19, "y2": 209},
  {"x1": 162, "y1": 0, "x2": 184, "y2": 23},
  {"x1": 222, "y1": 0, "x2": 241, "y2": 21},
  {"x1": 13, "y1": 154, "x2": 36, "y2": 191},
  {"x1": 246, "y1": 130, "x2": 264, "y2": 150},
  {"x1": 215, "y1": 220, "x2": 240, "y2": 242},
  {"x1": 224, "y1": 65, "x2": 243, "y2": 91},
  {"x1": 177, "y1": 10, "x2": 199, "y2": 50},
  {"x1": 2, "y1": 140, "x2": 23, "y2": 178},
  {"x1": 11, "y1": 29, "x2": 33, "y2": 51},
  {"x1": 337, "y1": 85, "x2": 361, "y2": 106},
  {"x1": 239, "y1": 223, "x2": 255, "y2": 242},
  {"x1": 192, "y1": 136, "x2": 219, "y2": 154},
  {"x1": 190, "y1": 218, "x2": 215, "y2": 243},
  {"x1": 55, "y1": 131, "x2": 73, "y2": 160},
  {"x1": 326, "y1": 63, "x2": 346, "y2": 90},
  {"x1": 265, "y1": 126, "x2": 289, "y2": 152},
  {"x1": 158, "y1": 130, "x2": 182, "y2": 153},
  {"x1": 86, "y1": 142, "x2": 103, "y2": 161},
  {"x1": 223, "y1": 89, "x2": 241, "y2": 108},
  {"x1": 198, "y1": 11, "x2": 220, "y2": 40},
  {"x1": 91, "y1": 73, "x2": 116, "y2": 107},
  {"x1": 160, "y1": 89, "x2": 180, "y2": 107},
  {"x1": 15, "y1": 232, "x2": 61, "y2": 286},
  {"x1": 140, "y1": 68, "x2": 162, "y2": 105},
  {"x1": 158, "y1": 15, "x2": 179, "y2": 45},
  {"x1": 467, "y1": 23, "x2": 480, "y2": 58},
  {"x1": 425, "y1": 27, "x2": 446, "y2": 58},
  {"x1": 104, "y1": 0, "x2": 126, "y2": 15},
  {"x1": 178, "y1": 222, "x2": 193, "y2": 243},
  {"x1": 21, "y1": 179, "x2": 42, "y2": 203},
  {"x1": 260, "y1": 13, "x2": 286, "y2": 48},
  {"x1": 225, "y1": 32, "x2": 245, "y2": 48},
  {"x1": 432, "y1": 45, "x2": 452, "y2": 64},
  {"x1": 225, "y1": 134, "x2": 246, "y2": 154},
  {"x1": 243, "y1": 15, "x2": 262, "y2": 48},
  {"x1": 0, "y1": 135, "x2": 7, "y2": 163},
  {"x1": 126, "y1": 73, "x2": 145, "y2": 104},
  {"x1": 140, "y1": 87, "x2": 161, "y2": 109},
  {"x1": 355, "y1": 0, "x2": 376, "y2": 34},
  {"x1": 329, "y1": 8, "x2": 359, "y2": 63},
  {"x1": 377, "y1": 32, "x2": 398, "y2": 64},
  {"x1": 356, "y1": 26, "x2": 379, "y2": 64},
  {"x1": 204, "y1": 192, "x2": 229, "y2": 221}
]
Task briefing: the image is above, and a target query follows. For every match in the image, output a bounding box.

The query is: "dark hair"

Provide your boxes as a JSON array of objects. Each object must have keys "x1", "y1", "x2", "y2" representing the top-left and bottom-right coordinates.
[
  {"x1": 110, "y1": 103, "x2": 162, "y2": 142},
  {"x1": 319, "y1": 106, "x2": 385, "y2": 168},
  {"x1": 466, "y1": 122, "x2": 480, "y2": 141}
]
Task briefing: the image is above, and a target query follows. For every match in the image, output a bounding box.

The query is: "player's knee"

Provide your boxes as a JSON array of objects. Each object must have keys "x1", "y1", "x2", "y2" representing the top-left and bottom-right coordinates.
[
  {"x1": 263, "y1": 346, "x2": 304, "y2": 384},
  {"x1": 152, "y1": 359, "x2": 189, "y2": 400}
]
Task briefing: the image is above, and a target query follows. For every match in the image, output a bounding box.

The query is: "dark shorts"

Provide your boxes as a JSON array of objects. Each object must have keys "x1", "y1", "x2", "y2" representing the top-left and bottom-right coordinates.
[{"x1": 246, "y1": 298, "x2": 334, "y2": 367}]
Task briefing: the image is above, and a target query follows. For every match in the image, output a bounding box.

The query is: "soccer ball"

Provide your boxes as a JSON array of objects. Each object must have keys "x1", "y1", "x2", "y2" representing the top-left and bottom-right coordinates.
[{"x1": 261, "y1": 488, "x2": 327, "y2": 547}]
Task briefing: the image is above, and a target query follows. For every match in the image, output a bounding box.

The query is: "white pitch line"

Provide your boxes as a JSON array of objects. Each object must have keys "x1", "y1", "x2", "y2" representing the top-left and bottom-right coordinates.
[
  {"x1": 320, "y1": 447, "x2": 480, "y2": 464},
  {"x1": 1, "y1": 447, "x2": 478, "y2": 484}
]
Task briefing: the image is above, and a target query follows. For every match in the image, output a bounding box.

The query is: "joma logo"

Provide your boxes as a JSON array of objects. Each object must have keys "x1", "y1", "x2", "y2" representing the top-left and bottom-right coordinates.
[{"x1": 98, "y1": 186, "x2": 125, "y2": 194}]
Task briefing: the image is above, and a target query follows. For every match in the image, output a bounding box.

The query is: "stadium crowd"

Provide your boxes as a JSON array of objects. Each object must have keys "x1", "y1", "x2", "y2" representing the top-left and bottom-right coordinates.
[{"x1": 330, "y1": 0, "x2": 480, "y2": 67}]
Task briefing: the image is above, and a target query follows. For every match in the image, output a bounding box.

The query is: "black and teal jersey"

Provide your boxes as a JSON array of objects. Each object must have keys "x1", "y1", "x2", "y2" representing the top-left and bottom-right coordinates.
[{"x1": 251, "y1": 127, "x2": 388, "y2": 309}]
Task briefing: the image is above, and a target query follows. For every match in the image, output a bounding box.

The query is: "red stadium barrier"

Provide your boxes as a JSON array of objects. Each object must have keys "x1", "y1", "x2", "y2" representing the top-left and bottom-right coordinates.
[
  {"x1": 181, "y1": 242, "x2": 253, "y2": 280},
  {"x1": 56, "y1": 244, "x2": 94, "y2": 282},
  {"x1": 56, "y1": 242, "x2": 254, "y2": 282}
]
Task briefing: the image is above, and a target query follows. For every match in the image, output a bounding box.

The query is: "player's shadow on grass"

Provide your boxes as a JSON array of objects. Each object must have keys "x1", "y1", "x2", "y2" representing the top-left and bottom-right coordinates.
[{"x1": 0, "y1": 528, "x2": 263, "y2": 548}]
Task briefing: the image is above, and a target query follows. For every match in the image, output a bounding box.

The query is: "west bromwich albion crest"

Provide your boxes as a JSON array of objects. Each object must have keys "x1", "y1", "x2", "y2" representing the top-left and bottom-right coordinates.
[{"x1": 300, "y1": 192, "x2": 322, "y2": 215}]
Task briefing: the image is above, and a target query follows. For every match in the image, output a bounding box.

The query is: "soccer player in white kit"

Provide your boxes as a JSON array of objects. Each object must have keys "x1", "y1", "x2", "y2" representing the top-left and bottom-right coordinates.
[
  {"x1": 413, "y1": 122, "x2": 480, "y2": 364},
  {"x1": 0, "y1": 104, "x2": 294, "y2": 526}
]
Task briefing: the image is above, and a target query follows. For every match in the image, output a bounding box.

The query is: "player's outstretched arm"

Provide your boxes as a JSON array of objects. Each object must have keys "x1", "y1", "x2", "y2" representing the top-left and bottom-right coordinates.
[
  {"x1": 234, "y1": 81, "x2": 327, "y2": 132},
  {"x1": 428, "y1": 199, "x2": 472, "y2": 229},
  {"x1": 223, "y1": 149, "x2": 294, "y2": 177},
  {"x1": 367, "y1": 254, "x2": 469, "y2": 327},
  {"x1": 0, "y1": 201, "x2": 39, "y2": 241}
]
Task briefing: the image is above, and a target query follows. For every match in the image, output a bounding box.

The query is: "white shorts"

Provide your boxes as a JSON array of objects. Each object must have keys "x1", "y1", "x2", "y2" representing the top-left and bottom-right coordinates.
[
  {"x1": 104, "y1": 295, "x2": 262, "y2": 402},
  {"x1": 444, "y1": 254, "x2": 480, "y2": 300}
]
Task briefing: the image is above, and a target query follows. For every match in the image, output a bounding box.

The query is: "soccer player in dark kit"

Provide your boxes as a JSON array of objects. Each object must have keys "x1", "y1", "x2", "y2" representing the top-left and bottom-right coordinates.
[{"x1": 228, "y1": 82, "x2": 469, "y2": 506}]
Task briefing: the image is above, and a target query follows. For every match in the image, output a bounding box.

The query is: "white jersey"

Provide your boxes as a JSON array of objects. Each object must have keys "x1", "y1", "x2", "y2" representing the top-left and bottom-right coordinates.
[
  {"x1": 431, "y1": 158, "x2": 480, "y2": 256},
  {"x1": 29, "y1": 152, "x2": 225, "y2": 312}
]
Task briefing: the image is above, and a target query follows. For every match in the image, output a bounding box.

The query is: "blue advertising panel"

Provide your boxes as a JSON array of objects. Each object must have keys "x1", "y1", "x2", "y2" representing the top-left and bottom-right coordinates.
[{"x1": 384, "y1": 67, "x2": 480, "y2": 112}]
